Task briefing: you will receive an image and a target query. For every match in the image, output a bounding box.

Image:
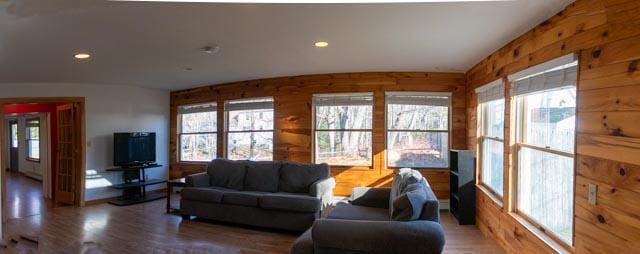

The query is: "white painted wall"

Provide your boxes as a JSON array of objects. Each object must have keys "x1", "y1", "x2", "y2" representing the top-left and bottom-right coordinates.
[{"x1": 0, "y1": 83, "x2": 170, "y2": 201}]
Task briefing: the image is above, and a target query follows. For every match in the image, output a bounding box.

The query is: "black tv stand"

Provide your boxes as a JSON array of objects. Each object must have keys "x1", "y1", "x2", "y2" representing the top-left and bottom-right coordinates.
[{"x1": 106, "y1": 164, "x2": 166, "y2": 206}]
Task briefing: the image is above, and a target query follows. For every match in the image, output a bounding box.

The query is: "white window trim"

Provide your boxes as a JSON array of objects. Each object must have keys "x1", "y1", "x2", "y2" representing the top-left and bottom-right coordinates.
[
  {"x1": 26, "y1": 118, "x2": 41, "y2": 162},
  {"x1": 224, "y1": 97, "x2": 274, "y2": 160},
  {"x1": 511, "y1": 59, "x2": 577, "y2": 248},
  {"x1": 178, "y1": 102, "x2": 217, "y2": 162},
  {"x1": 384, "y1": 91, "x2": 452, "y2": 169},
  {"x1": 477, "y1": 98, "x2": 505, "y2": 199},
  {"x1": 312, "y1": 92, "x2": 374, "y2": 167}
]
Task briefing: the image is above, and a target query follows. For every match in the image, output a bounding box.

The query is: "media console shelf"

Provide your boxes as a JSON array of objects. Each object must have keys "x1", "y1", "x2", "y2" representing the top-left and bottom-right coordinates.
[{"x1": 106, "y1": 164, "x2": 166, "y2": 206}]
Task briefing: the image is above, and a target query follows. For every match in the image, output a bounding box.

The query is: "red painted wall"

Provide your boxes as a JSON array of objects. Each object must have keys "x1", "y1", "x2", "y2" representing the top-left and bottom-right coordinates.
[{"x1": 3, "y1": 103, "x2": 68, "y2": 199}]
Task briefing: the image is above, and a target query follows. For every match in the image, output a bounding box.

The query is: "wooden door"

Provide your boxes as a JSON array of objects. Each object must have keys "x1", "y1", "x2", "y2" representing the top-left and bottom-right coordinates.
[
  {"x1": 8, "y1": 121, "x2": 18, "y2": 172},
  {"x1": 55, "y1": 104, "x2": 76, "y2": 205}
]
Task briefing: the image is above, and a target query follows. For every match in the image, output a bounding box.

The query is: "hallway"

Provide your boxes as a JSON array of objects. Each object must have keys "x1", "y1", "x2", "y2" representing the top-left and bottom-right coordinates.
[{"x1": 7, "y1": 171, "x2": 53, "y2": 219}]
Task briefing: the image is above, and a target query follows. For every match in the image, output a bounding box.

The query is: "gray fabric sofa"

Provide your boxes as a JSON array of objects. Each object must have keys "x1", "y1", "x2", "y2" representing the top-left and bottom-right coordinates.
[
  {"x1": 291, "y1": 168, "x2": 445, "y2": 254},
  {"x1": 180, "y1": 159, "x2": 336, "y2": 231}
]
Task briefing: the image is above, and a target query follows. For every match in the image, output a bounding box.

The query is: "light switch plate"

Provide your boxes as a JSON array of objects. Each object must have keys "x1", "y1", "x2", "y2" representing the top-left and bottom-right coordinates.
[{"x1": 588, "y1": 183, "x2": 598, "y2": 205}]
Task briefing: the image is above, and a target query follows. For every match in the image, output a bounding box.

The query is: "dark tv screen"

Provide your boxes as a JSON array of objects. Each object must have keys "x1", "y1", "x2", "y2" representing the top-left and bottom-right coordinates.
[{"x1": 114, "y1": 132, "x2": 156, "y2": 166}]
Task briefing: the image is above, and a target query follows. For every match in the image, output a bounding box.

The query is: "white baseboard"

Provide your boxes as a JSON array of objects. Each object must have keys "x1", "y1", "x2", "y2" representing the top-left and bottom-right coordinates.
[{"x1": 439, "y1": 199, "x2": 450, "y2": 210}]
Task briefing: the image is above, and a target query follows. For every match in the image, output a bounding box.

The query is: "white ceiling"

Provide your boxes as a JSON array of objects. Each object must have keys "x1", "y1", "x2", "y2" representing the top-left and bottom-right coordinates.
[{"x1": 0, "y1": 0, "x2": 573, "y2": 91}]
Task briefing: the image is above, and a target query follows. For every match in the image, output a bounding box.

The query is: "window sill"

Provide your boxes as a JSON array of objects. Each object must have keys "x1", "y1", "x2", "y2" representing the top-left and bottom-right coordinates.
[
  {"x1": 387, "y1": 166, "x2": 450, "y2": 170},
  {"x1": 178, "y1": 161, "x2": 210, "y2": 165},
  {"x1": 26, "y1": 158, "x2": 40, "y2": 163},
  {"x1": 477, "y1": 184, "x2": 504, "y2": 208},
  {"x1": 326, "y1": 165, "x2": 374, "y2": 171},
  {"x1": 509, "y1": 213, "x2": 573, "y2": 254}
]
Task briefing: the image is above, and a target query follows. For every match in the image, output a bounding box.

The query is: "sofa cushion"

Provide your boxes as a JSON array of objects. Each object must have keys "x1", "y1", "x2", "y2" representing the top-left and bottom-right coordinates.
[
  {"x1": 181, "y1": 187, "x2": 224, "y2": 203},
  {"x1": 389, "y1": 168, "x2": 423, "y2": 217},
  {"x1": 260, "y1": 193, "x2": 321, "y2": 213},
  {"x1": 392, "y1": 180, "x2": 428, "y2": 221},
  {"x1": 328, "y1": 202, "x2": 389, "y2": 221},
  {"x1": 222, "y1": 191, "x2": 264, "y2": 207},
  {"x1": 244, "y1": 161, "x2": 281, "y2": 192},
  {"x1": 279, "y1": 161, "x2": 330, "y2": 193},
  {"x1": 208, "y1": 159, "x2": 247, "y2": 190}
]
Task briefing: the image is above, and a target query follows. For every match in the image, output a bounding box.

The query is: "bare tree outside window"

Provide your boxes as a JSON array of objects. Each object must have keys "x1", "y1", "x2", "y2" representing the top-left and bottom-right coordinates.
[
  {"x1": 226, "y1": 97, "x2": 274, "y2": 161},
  {"x1": 178, "y1": 103, "x2": 217, "y2": 162},
  {"x1": 386, "y1": 92, "x2": 450, "y2": 168},
  {"x1": 314, "y1": 93, "x2": 373, "y2": 166}
]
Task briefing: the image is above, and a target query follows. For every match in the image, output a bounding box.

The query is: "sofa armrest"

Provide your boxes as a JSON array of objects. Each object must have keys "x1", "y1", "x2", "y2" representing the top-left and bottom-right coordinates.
[
  {"x1": 309, "y1": 177, "x2": 336, "y2": 209},
  {"x1": 185, "y1": 172, "x2": 210, "y2": 188},
  {"x1": 350, "y1": 187, "x2": 391, "y2": 209},
  {"x1": 421, "y1": 181, "x2": 441, "y2": 222},
  {"x1": 311, "y1": 219, "x2": 445, "y2": 254}
]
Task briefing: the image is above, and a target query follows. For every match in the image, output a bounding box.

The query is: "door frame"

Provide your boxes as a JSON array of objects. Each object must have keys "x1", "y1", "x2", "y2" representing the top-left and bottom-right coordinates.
[{"x1": 0, "y1": 97, "x2": 86, "y2": 221}]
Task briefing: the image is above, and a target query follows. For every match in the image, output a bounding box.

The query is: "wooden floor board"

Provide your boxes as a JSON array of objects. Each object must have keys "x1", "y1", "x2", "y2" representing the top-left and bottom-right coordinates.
[{"x1": 3, "y1": 182, "x2": 503, "y2": 253}]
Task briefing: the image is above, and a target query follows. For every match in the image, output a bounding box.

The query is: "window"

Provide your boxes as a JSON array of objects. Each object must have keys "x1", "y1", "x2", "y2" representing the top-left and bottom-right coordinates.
[
  {"x1": 178, "y1": 103, "x2": 217, "y2": 162},
  {"x1": 476, "y1": 80, "x2": 505, "y2": 197},
  {"x1": 313, "y1": 93, "x2": 373, "y2": 166},
  {"x1": 511, "y1": 56, "x2": 577, "y2": 246},
  {"x1": 26, "y1": 118, "x2": 40, "y2": 161},
  {"x1": 225, "y1": 97, "x2": 274, "y2": 161},
  {"x1": 386, "y1": 92, "x2": 450, "y2": 168},
  {"x1": 10, "y1": 122, "x2": 18, "y2": 148}
]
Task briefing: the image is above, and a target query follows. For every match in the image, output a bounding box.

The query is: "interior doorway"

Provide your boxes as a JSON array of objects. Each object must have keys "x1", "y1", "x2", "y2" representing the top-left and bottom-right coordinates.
[
  {"x1": 4, "y1": 113, "x2": 51, "y2": 220},
  {"x1": 8, "y1": 120, "x2": 18, "y2": 173},
  {"x1": 0, "y1": 97, "x2": 86, "y2": 237}
]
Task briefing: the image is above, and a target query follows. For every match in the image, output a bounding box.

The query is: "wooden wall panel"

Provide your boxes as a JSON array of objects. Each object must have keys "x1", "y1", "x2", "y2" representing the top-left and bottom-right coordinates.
[
  {"x1": 466, "y1": 0, "x2": 640, "y2": 253},
  {"x1": 170, "y1": 72, "x2": 466, "y2": 198}
]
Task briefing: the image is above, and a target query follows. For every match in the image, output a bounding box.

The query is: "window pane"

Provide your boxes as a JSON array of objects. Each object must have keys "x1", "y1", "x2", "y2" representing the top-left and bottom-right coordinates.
[
  {"x1": 315, "y1": 131, "x2": 372, "y2": 166},
  {"x1": 387, "y1": 104, "x2": 448, "y2": 131},
  {"x1": 517, "y1": 147, "x2": 573, "y2": 244},
  {"x1": 227, "y1": 132, "x2": 273, "y2": 161},
  {"x1": 387, "y1": 131, "x2": 448, "y2": 168},
  {"x1": 11, "y1": 124, "x2": 18, "y2": 148},
  {"x1": 181, "y1": 111, "x2": 216, "y2": 133},
  {"x1": 481, "y1": 139, "x2": 503, "y2": 196},
  {"x1": 228, "y1": 109, "x2": 274, "y2": 131},
  {"x1": 315, "y1": 105, "x2": 372, "y2": 130},
  {"x1": 522, "y1": 88, "x2": 576, "y2": 152},
  {"x1": 485, "y1": 99, "x2": 505, "y2": 139},
  {"x1": 29, "y1": 140, "x2": 40, "y2": 159},
  {"x1": 180, "y1": 134, "x2": 216, "y2": 161}
]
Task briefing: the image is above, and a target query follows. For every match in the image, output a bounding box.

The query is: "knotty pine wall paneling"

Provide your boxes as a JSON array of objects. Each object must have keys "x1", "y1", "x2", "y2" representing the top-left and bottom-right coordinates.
[
  {"x1": 466, "y1": 0, "x2": 640, "y2": 253},
  {"x1": 171, "y1": 72, "x2": 467, "y2": 198}
]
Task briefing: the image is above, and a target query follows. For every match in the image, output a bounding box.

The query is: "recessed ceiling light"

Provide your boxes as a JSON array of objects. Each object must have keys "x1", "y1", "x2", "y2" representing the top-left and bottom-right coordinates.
[
  {"x1": 74, "y1": 53, "x2": 91, "y2": 59},
  {"x1": 314, "y1": 41, "x2": 329, "y2": 48}
]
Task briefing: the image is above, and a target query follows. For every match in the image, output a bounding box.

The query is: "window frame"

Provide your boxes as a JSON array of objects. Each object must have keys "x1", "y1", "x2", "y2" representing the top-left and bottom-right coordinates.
[
  {"x1": 177, "y1": 102, "x2": 218, "y2": 163},
  {"x1": 384, "y1": 91, "x2": 451, "y2": 169},
  {"x1": 224, "y1": 97, "x2": 274, "y2": 161},
  {"x1": 312, "y1": 92, "x2": 374, "y2": 168},
  {"x1": 26, "y1": 118, "x2": 40, "y2": 162},
  {"x1": 477, "y1": 98, "x2": 505, "y2": 200},
  {"x1": 10, "y1": 121, "x2": 18, "y2": 149},
  {"x1": 512, "y1": 87, "x2": 577, "y2": 249}
]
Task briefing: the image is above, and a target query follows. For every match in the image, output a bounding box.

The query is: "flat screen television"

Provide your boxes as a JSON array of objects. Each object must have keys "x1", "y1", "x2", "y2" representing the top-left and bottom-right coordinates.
[{"x1": 114, "y1": 132, "x2": 156, "y2": 166}]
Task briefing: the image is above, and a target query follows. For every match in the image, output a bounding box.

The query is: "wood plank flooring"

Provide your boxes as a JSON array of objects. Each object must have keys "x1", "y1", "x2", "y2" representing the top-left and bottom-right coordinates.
[
  {"x1": 6, "y1": 171, "x2": 53, "y2": 220},
  {"x1": 3, "y1": 194, "x2": 503, "y2": 253}
]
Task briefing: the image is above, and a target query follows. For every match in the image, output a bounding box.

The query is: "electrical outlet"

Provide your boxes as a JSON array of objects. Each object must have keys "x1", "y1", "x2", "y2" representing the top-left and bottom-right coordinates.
[{"x1": 588, "y1": 183, "x2": 598, "y2": 205}]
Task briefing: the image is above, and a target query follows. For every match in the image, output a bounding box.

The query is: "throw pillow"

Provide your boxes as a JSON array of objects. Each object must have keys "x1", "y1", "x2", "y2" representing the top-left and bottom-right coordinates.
[
  {"x1": 392, "y1": 180, "x2": 428, "y2": 221},
  {"x1": 208, "y1": 159, "x2": 247, "y2": 190}
]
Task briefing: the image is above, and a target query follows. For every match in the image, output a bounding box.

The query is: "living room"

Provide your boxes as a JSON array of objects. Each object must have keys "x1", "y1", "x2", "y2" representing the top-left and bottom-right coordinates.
[{"x1": 0, "y1": 0, "x2": 638, "y2": 253}]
